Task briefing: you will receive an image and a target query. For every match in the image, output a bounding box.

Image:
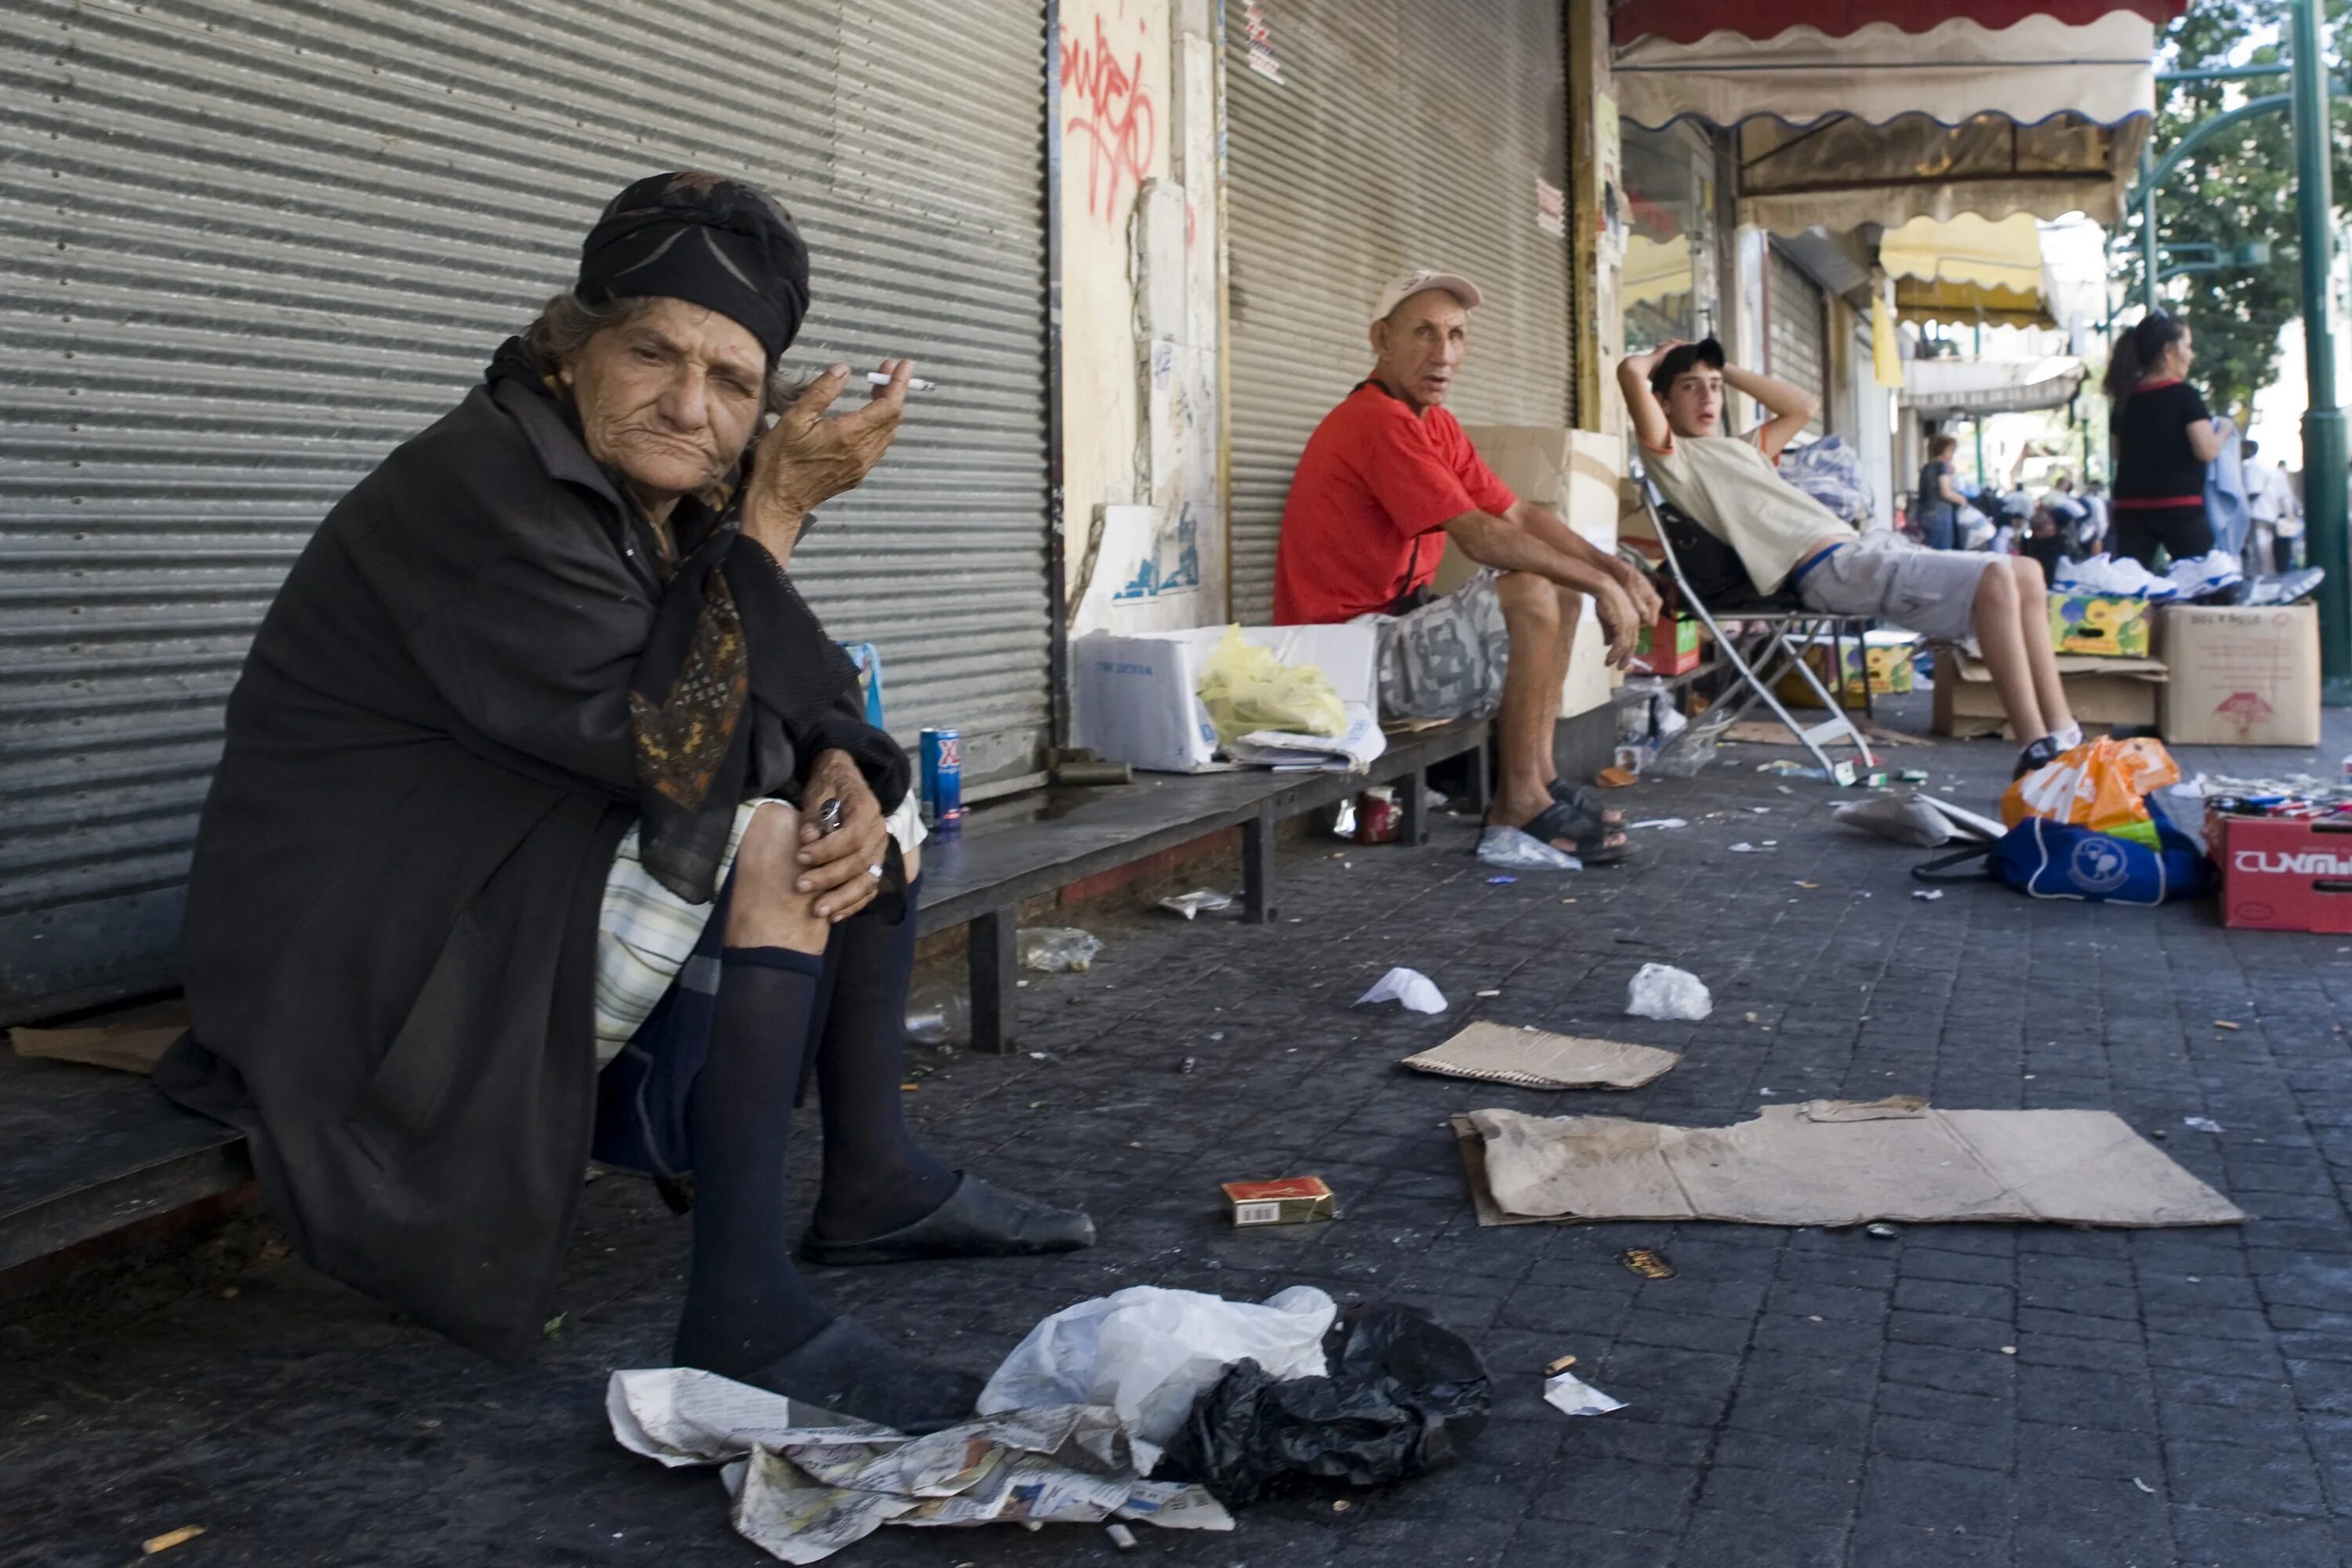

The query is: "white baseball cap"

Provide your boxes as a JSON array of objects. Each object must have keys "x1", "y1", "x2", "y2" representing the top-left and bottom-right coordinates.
[{"x1": 1371, "y1": 268, "x2": 1482, "y2": 325}]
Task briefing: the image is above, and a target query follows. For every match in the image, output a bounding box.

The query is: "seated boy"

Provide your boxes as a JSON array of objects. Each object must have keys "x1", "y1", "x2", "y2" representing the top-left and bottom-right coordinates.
[{"x1": 1618, "y1": 339, "x2": 2079, "y2": 776}]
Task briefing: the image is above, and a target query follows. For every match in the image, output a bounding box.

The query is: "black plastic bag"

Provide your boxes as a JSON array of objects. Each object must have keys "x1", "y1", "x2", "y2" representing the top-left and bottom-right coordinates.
[{"x1": 1163, "y1": 1302, "x2": 1491, "y2": 1505}]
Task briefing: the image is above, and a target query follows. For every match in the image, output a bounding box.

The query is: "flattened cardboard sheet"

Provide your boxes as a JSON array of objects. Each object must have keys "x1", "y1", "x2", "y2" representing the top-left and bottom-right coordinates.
[
  {"x1": 1403, "y1": 1022, "x2": 1679, "y2": 1091},
  {"x1": 10, "y1": 1000, "x2": 187, "y2": 1076},
  {"x1": 1460, "y1": 1100, "x2": 2244, "y2": 1229}
]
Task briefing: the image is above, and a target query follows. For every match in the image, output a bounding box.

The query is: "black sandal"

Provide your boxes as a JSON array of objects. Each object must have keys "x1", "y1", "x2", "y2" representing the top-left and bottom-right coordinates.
[
  {"x1": 1548, "y1": 781, "x2": 1626, "y2": 837},
  {"x1": 1513, "y1": 798, "x2": 1635, "y2": 866}
]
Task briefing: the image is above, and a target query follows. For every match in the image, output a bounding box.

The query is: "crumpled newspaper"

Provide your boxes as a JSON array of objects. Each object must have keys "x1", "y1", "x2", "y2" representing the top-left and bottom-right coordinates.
[{"x1": 609, "y1": 1369, "x2": 1232, "y2": 1563}]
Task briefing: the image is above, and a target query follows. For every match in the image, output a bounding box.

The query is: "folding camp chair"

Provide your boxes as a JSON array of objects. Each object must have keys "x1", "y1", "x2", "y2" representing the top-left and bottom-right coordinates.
[{"x1": 1629, "y1": 461, "x2": 1878, "y2": 778}]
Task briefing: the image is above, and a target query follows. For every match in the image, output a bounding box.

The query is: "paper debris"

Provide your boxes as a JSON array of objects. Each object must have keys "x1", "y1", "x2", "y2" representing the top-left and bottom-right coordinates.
[
  {"x1": 1628, "y1": 818, "x2": 1686, "y2": 830},
  {"x1": 1463, "y1": 1102, "x2": 2246, "y2": 1228},
  {"x1": 1728, "y1": 842, "x2": 1769, "y2": 853},
  {"x1": 2212, "y1": 1020, "x2": 2241, "y2": 1031},
  {"x1": 611, "y1": 1370, "x2": 1232, "y2": 1562},
  {"x1": 2132, "y1": 1477, "x2": 2156, "y2": 1495},
  {"x1": 1626, "y1": 964, "x2": 1711, "y2": 1022},
  {"x1": 1158, "y1": 891, "x2": 1233, "y2": 920},
  {"x1": 1543, "y1": 1370, "x2": 1626, "y2": 1417},
  {"x1": 1399, "y1": 1022, "x2": 1679, "y2": 1091},
  {"x1": 1358, "y1": 967, "x2": 1447, "y2": 1014},
  {"x1": 2183, "y1": 1116, "x2": 2223, "y2": 1134},
  {"x1": 1913, "y1": 890, "x2": 1944, "y2": 902}
]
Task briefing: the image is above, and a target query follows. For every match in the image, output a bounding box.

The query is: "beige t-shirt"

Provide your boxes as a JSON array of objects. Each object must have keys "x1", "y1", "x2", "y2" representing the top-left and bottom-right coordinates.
[{"x1": 1642, "y1": 433, "x2": 1855, "y2": 594}]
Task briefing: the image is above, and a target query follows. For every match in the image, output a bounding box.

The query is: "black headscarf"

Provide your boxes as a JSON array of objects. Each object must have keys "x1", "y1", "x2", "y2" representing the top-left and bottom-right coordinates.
[{"x1": 578, "y1": 172, "x2": 811, "y2": 366}]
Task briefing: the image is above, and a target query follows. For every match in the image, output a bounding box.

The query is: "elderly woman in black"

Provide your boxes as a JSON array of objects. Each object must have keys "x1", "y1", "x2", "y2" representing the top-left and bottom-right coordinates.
[
  {"x1": 2103, "y1": 312, "x2": 2225, "y2": 568},
  {"x1": 156, "y1": 173, "x2": 1087, "y2": 1433}
]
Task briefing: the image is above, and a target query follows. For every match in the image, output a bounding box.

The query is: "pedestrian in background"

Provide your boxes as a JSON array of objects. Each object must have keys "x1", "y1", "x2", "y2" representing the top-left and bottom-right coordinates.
[
  {"x1": 1915, "y1": 433, "x2": 1966, "y2": 550},
  {"x1": 2103, "y1": 312, "x2": 2223, "y2": 568}
]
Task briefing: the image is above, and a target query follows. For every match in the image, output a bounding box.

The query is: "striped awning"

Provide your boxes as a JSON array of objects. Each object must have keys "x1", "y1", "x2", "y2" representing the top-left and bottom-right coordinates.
[
  {"x1": 1611, "y1": 3, "x2": 2187, "y2": 232},
  {"x1": 1882, "y1": 214, "x2": 2056, "y2": 328}
]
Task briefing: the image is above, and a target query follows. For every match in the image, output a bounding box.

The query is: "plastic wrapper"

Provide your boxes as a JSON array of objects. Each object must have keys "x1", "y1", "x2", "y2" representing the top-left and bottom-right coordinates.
[
  {"x1": 977, "y1": 1285, "x2": 1336, "y2": 1473},
  {"x1": 902, "y1": 983, "x2": 970, "y2": 1047},
  {"x1": 1626, "y1": 962, "x2": 1711, "y2": 1022},
  {"x1": 1195, "y1": 627, "x2": 1347, "y2": 750},
  {"x1": 1162, "y1": 1303, "x2": 1492, "y2": 1506},
  {"x1": 1018, "y1": 927, "x2": 1105, "y2": 973},
  {"x1": 1646, "y1": 706, "x2": 1734, "y2": 779},
  {"x1": 2002, "y1": 736, "x2": 2181, "y2": 848},
  {"x1": 1475, "y1": 826, "x2": 1581, "y2": 873},
  {"x1": 1833, "y1": 793, "x2": 1955, "y2": 848}
]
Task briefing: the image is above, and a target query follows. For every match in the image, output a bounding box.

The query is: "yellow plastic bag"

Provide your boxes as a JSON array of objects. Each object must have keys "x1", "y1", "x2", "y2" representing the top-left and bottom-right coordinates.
[
  {"x1": 2001, "y1": 736, "x2": 2181, "y2": 848},
  {"x1": 1195, "y1": 627, "x2": 1348, "y2": 750}
]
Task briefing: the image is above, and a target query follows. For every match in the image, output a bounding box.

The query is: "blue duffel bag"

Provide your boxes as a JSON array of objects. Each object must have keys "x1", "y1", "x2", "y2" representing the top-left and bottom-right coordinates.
[{"x1": 1915, "y1": 815, "x2": 2212, "y2": 906}]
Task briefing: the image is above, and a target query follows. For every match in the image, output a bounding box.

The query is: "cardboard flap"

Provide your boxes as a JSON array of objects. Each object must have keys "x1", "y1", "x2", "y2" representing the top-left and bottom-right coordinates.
[
  {"x1": 1465, "y1": 1104, "x2": 2245, "y2": 1229},
  {"x1": 1403, "y1": 1023, "x2": 1679, "y2": 1091}
]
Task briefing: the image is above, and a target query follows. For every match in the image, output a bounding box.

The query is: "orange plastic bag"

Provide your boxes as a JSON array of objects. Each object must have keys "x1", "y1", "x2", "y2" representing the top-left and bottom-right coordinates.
[{"x1": 2000, "y1": 736, "x2": 2181, "y2": 848}]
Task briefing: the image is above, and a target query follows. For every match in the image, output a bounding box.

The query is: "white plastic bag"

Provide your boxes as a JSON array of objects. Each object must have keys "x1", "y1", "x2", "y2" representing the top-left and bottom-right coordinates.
[
  {"x1": 1626, "y1": 963, "x2": 1711, "y2": 1022},
  {"x1": 977, "y1": 1285, "x2": 1336, "y2": 1473},
  {"x1": 1357, "y1": 967, "x2": 1449, "y2": 1013}
]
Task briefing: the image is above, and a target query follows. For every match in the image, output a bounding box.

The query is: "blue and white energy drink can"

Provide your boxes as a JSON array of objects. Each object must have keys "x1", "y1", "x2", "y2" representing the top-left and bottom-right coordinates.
[{"x1": 920, "y1": 727, "x2": 963, "y2": 829}]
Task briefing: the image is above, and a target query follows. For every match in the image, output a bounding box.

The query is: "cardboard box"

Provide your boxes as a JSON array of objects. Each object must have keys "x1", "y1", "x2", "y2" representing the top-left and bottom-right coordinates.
[
  {"x1": 2049, "y1": 594, "x2": 2152, "y2": 659},
  {"x1": 1449, "y1": 426, "x2": 1625, "y2": 719},
  {"x1": 2212, "y1": 814, "x2": 2352, "y2": 934},
  {"x1": 1069, "y1": 623, "x2": 1377, "y2": 773},
  {"x1": 1221, "y1": 1175, "x2": 1338, "y2": 1227},
  {"x1": 1933, "y1": 652, "x2": 2167, "y2": 739},
  {"x1": 1630, "y1": 615, "x2": 1701, "y2": 676},
  {"x1": 1777, "y1": 631, "x2": 1918, "y2": 710},
  {"x1": 2158, "y1": 604, "x2": 2322, "y2": 747}
]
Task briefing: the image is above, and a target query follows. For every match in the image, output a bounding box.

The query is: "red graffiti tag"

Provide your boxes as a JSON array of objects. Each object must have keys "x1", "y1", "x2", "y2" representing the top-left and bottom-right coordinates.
[{"x1": 1060, "y1": 11, "x2": 1156, "y2": 224}]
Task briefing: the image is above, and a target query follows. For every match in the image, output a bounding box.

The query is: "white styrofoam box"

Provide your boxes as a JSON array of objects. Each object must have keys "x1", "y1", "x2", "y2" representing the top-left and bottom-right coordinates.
[{"x1": 1069, "y1": 623, "x2": 1380, "y2": 774}]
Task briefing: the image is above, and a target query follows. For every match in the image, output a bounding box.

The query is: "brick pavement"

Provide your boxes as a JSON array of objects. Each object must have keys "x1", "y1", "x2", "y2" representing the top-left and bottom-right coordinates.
[{"x1": 4, "y1": 699, "x2": 2350, "y2": 1567}]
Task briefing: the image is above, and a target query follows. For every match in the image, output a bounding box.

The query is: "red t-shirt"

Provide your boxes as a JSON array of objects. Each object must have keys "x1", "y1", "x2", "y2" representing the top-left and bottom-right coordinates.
[{"x1": 1272, "y1": 381, "x2": 1518, "y2": 624}]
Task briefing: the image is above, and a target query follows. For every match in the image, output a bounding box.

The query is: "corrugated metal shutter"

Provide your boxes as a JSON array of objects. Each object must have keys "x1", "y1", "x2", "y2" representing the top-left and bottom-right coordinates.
[
  {"x1": 0, "y1": 0, "x2": 1050, "y2": 1023},
  {"x1": 1226, "y1": 0, "x2": 1572, "y2": 622},
  {"x1": 1767, "y1": 243, "x2": 1829, "y2": 436}
]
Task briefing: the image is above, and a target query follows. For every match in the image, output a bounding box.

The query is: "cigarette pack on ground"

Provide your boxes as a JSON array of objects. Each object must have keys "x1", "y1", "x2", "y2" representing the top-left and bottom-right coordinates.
[{"x1": 1221, "y1": 1177, "x2": 1338, "y2": 1227}]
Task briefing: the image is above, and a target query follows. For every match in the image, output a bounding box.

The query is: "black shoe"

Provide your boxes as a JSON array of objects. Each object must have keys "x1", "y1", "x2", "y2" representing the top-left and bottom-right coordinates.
[
  {"x1": 799, "y1": 1171, "x2": 1096, "y2": 1266},
  {"x1": 2013, "y1": 735, "x2": 2063, "y2": 780},
  {"x1": 738, "y1": 1316, "x2": 983, "y2": 1434}
]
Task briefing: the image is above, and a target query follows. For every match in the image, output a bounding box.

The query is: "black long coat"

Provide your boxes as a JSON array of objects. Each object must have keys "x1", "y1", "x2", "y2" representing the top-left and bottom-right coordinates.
[{"x1": 156, "y1": 353, "x2": 905, "y2": 1359}]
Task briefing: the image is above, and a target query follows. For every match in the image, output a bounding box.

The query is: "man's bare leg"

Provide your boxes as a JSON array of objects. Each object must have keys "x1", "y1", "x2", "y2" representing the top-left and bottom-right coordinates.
[
  {"x1": 1487, "y1": 572, "x2": 1590, "y2": 851},
  {"x1": 1970, "y1": 559, "x2": 2049, "y2": 744},
  {"x1": 2007, "y1": 556, "x2": 2076, "y2": 736}
]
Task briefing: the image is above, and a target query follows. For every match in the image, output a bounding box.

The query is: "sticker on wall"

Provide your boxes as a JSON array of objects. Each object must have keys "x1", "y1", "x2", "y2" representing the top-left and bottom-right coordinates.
[
  {"x1": 1243, "y1": 2, "x2": 1284, "y2": 85},
  {"x1": 1537, "y1": 177, "x2": 1566, "y2": 240}
]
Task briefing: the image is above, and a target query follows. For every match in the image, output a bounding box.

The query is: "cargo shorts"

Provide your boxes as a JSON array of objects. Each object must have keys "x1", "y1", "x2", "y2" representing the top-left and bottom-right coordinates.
[{"x1": 1357, "y1": 568, "x2": 1512, "y2": 721}]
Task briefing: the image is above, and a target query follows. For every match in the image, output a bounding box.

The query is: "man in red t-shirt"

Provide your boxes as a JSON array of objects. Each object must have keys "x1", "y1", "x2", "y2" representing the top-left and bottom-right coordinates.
[{"x1": 1272, "y1": 270, "x2": 1659, "y2": 868}]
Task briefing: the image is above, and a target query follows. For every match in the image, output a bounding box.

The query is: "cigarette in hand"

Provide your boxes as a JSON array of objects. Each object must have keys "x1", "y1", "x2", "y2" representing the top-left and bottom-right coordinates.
[{"x1": 867, "y1": 371, "x2": 938, "y2": 390}]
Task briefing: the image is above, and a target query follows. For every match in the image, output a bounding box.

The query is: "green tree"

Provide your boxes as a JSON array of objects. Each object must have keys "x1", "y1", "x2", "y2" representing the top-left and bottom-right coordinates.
[{"x1": 2129, "y1": 0, "x2": 2352, "y2": 425}]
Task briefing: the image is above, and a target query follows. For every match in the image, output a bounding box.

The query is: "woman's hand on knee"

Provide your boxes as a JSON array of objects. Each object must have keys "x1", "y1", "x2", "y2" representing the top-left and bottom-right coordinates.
[
  {"x1": 796, "y1": 750, "x2": 888, "y2": 922},
  {"x1": 729, "y1": 803, "x2": 830, "y2": 951}
]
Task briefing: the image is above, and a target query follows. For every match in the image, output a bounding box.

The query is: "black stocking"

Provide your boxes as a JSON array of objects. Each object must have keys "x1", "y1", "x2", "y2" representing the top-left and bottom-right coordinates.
[
  {"x1": 672, "y1": 946, "x2": 833, "y2": 1376},
  {"x1": 808, "y1": 880, "x2": 959, "y2": 1240}
]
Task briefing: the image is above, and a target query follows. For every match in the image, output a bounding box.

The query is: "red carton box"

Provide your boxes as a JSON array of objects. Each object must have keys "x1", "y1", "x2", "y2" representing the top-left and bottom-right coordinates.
[
  {"x1": 1629, "y1": 615, "x2": 1700, "y2": 677},
  {"x1": 2213, "y1": 815, "x2": 2352, "y2": 934}
]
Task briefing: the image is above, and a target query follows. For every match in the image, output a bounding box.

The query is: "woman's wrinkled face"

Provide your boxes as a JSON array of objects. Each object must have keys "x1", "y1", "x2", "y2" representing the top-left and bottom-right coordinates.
[{"x1": 563, "y1": 297, "x2": 766, "y2": 504}]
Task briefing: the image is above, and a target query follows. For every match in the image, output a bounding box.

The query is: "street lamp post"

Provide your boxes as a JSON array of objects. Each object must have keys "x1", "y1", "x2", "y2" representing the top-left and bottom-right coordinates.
[{"x1": 2291, "y1": 0, "x2": 2350, "y2": 703}]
